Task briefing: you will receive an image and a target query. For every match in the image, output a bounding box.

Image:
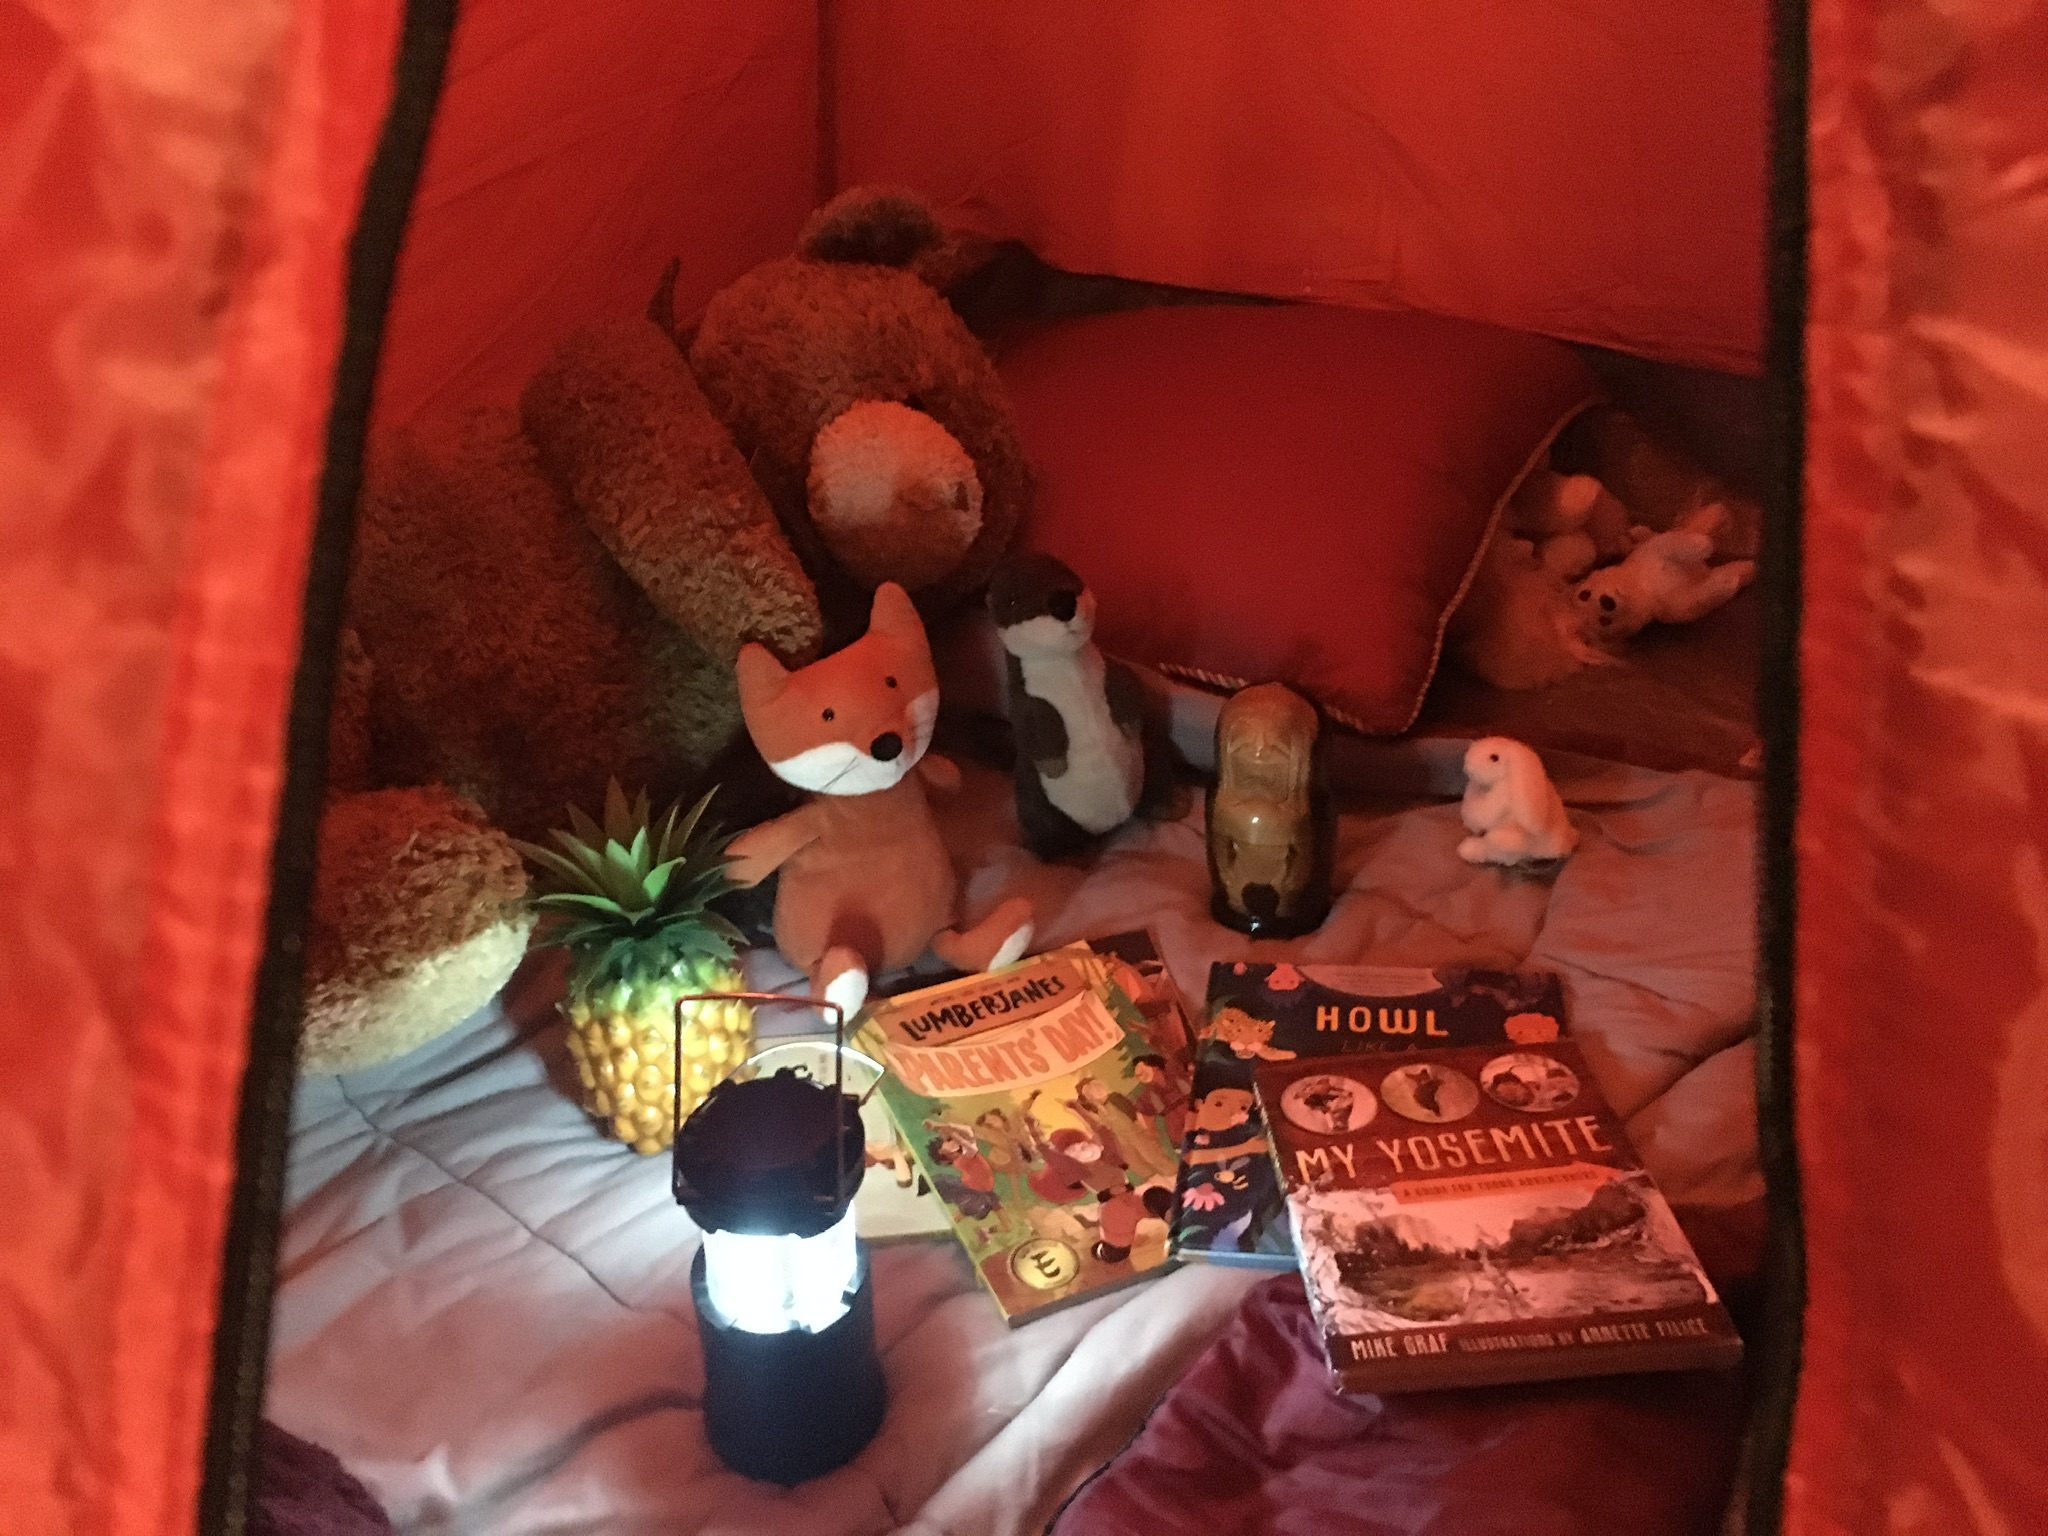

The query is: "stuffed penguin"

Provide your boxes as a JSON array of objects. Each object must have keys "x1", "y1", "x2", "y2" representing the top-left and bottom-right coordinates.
[{"x1": 989, "y1": 554, "x2": 1147, "y2": 860}]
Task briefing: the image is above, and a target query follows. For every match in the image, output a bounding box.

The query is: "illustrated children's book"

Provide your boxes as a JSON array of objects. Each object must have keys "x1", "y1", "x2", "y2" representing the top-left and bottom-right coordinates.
[
  {"x1": 1082, "y1": 927, "x2": 1198, "y2": 1074},
  {"x1": 1255, "y1": 1037, "x2": 1742, "y2": 1392},
  {"x1": 857, "y1": 943, "x2": 1184, "y2": 1323},
  {"x1": 1174, "y1": 962, "x2": 1566, "y2": 1267},
  {"x1": 839, "y1": 929, "x2": 1193, "y2": 1245}
]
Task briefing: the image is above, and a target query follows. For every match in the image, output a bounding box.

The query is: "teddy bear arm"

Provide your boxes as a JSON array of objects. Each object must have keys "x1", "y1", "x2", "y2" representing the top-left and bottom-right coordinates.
[{"x1": 522, "y1": 320, "x2": 825, "y2": 669}]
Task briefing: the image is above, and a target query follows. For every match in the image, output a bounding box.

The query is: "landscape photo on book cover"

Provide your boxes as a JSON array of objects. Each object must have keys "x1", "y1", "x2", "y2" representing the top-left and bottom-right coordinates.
[
  {"x1": 859, "y1": 945, "x2": 1186, "y2": 1322},
  {"x1": 1293, "y1": 1167, "x2": 1712, "y2": 1338},
  {"x1": 1258, "y1": 1040, "x2": 1735, "y2": 1386},
  {"x1": 1174, "y1": 961, "x2": 1565, "y2": 1266}
]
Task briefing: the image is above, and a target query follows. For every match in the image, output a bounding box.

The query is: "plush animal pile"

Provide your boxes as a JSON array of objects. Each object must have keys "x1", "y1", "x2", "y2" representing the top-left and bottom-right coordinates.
[
  {"x1": 303, "y1": 189, "x2": 1032, "y2": 1072},
  {"x1": 1450, "y1": 445, "x2": 1759, "y2": 692}
]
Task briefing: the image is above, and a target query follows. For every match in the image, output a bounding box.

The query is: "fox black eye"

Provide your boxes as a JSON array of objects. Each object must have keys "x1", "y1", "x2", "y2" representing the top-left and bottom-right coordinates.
[
  {"x1": 822, "y1": 708, "x2": 835, "y2": 722},
  {"x1": 1578, "y1": 589, "x2": 1592, "y2": 601},
  {"x1": 886, "y1": 676, "x2": 898, "y2": 689}
]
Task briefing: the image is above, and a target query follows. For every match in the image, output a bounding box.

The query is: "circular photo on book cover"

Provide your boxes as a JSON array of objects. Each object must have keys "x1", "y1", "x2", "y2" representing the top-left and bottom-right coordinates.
[
  {"x1": 1480, "y1": 1051, "x2": 1581, "y2": 1113},
  {"x1": 1378, "y1": 1062, "x2": 1480, "y2": 1123},
  {"x1": 1279, "y1": 1073, "x2": 1379, "y2": 1135}
]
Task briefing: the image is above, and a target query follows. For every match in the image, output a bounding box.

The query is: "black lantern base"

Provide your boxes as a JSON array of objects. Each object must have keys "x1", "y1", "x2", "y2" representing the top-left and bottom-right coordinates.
[{"x1": 691, "y1": 1247, "x2": 887, "y2": 1485}]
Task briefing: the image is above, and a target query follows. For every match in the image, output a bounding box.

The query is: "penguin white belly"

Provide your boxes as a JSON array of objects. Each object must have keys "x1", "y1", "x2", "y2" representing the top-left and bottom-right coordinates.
[{"x1": 1019, "y1": 649, "x2": 1143, "y2": 833}]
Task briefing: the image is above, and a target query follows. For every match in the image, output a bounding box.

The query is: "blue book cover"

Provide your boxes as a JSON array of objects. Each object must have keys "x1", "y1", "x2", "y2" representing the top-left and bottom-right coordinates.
[{"x1": 1172, "y1": 961, "x2": 1566, "y2": 1267}]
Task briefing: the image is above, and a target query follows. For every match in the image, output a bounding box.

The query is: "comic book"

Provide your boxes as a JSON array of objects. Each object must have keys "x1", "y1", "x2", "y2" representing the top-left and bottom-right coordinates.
[
  {"x1": 857, "y1": 943, "x2": 1183, "y2": 1324},
  {"x1": 1173, "y1": 961, "x2": 1566, "y2": 1267},
  {"x1": 1255, "y1": 1037, "x2": 1742, "y2": 1391},
  {"x1": 1081, "y1": 927, "x2": 1199, "y2": 1072}
]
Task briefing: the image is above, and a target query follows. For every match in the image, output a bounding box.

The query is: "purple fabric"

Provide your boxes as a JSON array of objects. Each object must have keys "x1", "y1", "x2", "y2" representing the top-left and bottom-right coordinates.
[
  {"x1": 253, "y1": 1421, "x2": 393, "y2": 1536},
  {"x1": 1051, "y1": 1276, "x2": 1745, "y2": 1536}
]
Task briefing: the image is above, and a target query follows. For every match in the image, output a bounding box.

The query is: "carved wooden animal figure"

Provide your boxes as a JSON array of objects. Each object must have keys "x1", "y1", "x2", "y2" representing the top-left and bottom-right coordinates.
[{"x1": 1207, "y1": 683, "x2": 1331, "y2": 936}]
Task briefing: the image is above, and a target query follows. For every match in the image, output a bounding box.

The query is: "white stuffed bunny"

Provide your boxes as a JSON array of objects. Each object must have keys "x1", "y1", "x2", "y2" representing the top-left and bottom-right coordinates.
[
  {"x1": 1458, "y1": 737, "x2": 1578, "y2": 866},
  {"x1": 1572, "y1": 506, "x2": 1757, "y2": 646}
]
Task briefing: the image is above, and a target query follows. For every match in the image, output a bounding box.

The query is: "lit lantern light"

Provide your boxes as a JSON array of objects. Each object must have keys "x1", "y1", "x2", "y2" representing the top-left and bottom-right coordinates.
[{"x1": 671, "y1": 994, "x2": 887, "y2": 1484}]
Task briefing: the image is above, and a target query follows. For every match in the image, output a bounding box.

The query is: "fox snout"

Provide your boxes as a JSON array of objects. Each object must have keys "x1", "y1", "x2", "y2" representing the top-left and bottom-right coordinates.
[{"x1": 749, "y1": 689, "x2": 936, "y2": 796}]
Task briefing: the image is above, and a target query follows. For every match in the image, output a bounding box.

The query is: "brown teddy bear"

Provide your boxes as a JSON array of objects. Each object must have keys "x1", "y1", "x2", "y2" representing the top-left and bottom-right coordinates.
[
  {"x1": 299, "y1": 188, "x2": 1030, "y2": 1073},
  {"x1": 685, "y1": 187, "x2": 1030, "y2": 631}
]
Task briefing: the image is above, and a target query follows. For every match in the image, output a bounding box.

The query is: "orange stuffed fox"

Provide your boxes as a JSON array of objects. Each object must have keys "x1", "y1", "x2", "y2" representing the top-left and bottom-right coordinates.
[{"x1": 726, "y1": 583, "x2": 1034, "y2": 1016}]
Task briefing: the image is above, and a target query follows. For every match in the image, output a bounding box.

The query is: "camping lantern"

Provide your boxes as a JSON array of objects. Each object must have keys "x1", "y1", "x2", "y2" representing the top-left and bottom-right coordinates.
[{"x1": 671, "y1": 995, "x2": 886, "y2": 1484}]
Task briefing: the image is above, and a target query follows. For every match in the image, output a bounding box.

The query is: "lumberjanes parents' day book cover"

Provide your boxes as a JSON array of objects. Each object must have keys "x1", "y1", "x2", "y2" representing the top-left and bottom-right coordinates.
[
  {"x1": 1255, "y1": 1037, "x2": 1742, "y2": 1392},
  {"x1": 1174, "y1": 962, "x2": 1566, "y2": 1267},
  {"x1": 857, "y1": 944, "x2": 1184, "y2": 1324}
]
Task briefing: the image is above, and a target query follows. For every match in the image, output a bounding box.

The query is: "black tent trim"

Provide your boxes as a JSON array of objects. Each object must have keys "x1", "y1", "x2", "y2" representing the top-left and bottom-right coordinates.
[
  {"x1": 196, "y1": 2, "x2": 460, "y2": 1531},
  {"x1": 1744, "y1": 0, "x2": 1810, "y2": 1532}
]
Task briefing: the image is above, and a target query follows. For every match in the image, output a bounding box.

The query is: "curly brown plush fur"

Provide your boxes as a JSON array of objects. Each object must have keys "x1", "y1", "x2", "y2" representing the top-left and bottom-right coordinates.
[
  {"x1": 326, "y1": 626, "x2": 374, "y2": 796},
  {"x1": 300, "y1": 787, "x2": 534, "y2": 1073},
  {"x1": 522, "y1": 319, "x2": 823, "y2": 669},
  {"x1": 352, "y1": 406, "x2": 690, "y2": 840},
  {"x1": 690, "y1": 222, "x2": 1031, "y2": 625},
  {"x1": 350, "y1": 363, "x2": 823, "y2": 842},
  {"x1": 798, "y1": 186, "x2": 948, "y2": 277},
  {"x1": 315, "y1": 189, "x2": 1025, "y2": 1076}
]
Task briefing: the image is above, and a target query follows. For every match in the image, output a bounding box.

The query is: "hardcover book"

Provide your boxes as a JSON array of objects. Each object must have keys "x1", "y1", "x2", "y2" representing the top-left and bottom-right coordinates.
[
  {"x1": 1173, "y1": 962, "x2": 1565, "y2": 1267},
  {"x1": 856, "y1": 943, "x2": 1183, "y2": 1323},
  {"x1": 1255, "y1": 1037, "x2": 1742, "y2": 1392}
]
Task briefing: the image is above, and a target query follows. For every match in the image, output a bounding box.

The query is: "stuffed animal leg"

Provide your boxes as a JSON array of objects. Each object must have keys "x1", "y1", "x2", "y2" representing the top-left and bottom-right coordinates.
[
  {"x1": 1450, "y1": 533, "x2": 1620, "y2": 690},
  {"x1": 1457, "y1": 737, "x2": 1577, "y2": 867}
]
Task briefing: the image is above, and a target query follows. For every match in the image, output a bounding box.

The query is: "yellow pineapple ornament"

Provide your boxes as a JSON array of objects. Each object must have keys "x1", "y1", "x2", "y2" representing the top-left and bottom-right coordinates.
[{"x1": 516, "y1": 783, "x2": 753, "y2": 1154}]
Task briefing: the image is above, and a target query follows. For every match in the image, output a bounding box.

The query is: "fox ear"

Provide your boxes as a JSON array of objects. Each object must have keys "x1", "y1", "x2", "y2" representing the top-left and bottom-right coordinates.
[
  {"x1": 867, "y1": 581, "x2": 924, "y2": 644},
  {"x1": 734, "y1": 643, "x2": 789, "y2": 713}
]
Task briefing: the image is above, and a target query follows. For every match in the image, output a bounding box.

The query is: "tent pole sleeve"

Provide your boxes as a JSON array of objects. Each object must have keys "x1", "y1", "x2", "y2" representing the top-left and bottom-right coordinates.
[
  {"x1": 1745, "y1": 0, "x2": 1809, "y2": 1531},
  {"x1": 194, "y1": 1, "x2": 459, "y2": 1531}
]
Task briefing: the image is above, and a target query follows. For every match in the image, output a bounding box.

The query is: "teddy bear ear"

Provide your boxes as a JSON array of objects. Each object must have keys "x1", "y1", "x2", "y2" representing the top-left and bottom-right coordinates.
[{"x1": 799, "y1": 186, "x2": 947, "y2": 273}]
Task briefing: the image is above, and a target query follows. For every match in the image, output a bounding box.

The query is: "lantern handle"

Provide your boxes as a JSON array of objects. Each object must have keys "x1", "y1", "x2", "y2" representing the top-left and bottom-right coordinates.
[{"x1": 670, "y1": 990, "x2": 857, "y2": 1207}]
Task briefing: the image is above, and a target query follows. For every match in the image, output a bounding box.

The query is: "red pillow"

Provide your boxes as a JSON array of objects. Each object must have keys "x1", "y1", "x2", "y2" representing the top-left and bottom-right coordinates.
[{"x1": 997, "y1": 306, "x2": 1597, "y2": 733}]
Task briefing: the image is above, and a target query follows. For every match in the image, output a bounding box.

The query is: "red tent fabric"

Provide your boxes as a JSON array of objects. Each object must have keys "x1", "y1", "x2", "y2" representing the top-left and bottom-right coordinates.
[
  {"x1": 1788, "y1": 0, "x2": 2048, "y2": 1528},
  {"x1": 0, "y1": 0, "x2": 407, "y2": 1530},
  {"x1": 828, "y1": 0, "x2": 1769, "y2": 373},
  {"x1": 5, "y1": 1, "x2": 2047, "y2": 1533},
  {"x1": 368, "y1": 0, "x2": 821, "y2": 425}
]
